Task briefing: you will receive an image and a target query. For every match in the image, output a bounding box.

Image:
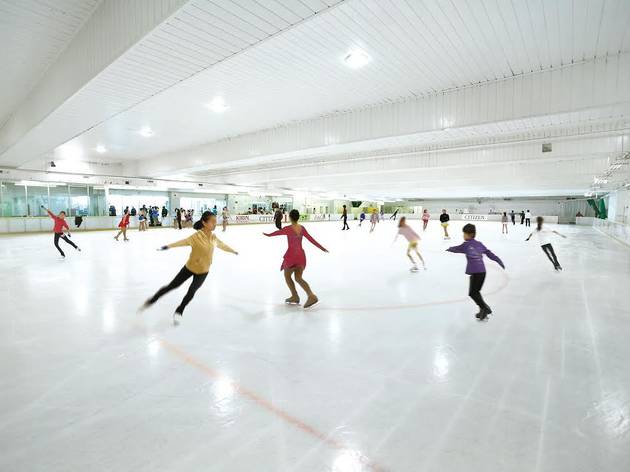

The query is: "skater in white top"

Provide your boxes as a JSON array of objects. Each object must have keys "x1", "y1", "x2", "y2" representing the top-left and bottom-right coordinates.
[
  {"x1": 525, "y1": 210, "x2": 532, "y2": 227},
  {"x1": 394, "y1": 217, "x2": 426, "y2": 271},
  {"x1": 525, "y1": 216, "x2": 566, "y2": 271},
  {"x1": 501, "y1": 212, "x2": 508, "y2": 234}
]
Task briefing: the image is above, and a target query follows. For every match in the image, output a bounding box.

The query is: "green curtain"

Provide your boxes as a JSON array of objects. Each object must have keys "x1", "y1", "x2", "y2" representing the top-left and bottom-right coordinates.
[{"x1": 587, "y1": 198, "x2": 608, "y2": 219}]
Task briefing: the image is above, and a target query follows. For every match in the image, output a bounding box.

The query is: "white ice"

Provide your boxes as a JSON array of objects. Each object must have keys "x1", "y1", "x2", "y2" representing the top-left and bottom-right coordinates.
[{"x1": 1, "y1": 219, "x2": 629, "y2": 471}]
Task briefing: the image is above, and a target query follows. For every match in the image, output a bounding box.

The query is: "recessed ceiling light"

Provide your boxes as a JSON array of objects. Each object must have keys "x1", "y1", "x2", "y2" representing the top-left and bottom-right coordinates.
[
  {"x1": 206, "y1": 97, "x2": 229, "y2": 113},
  {"x1": 139, "y1": 126, "x2": 154, "y2": 137},
  {"x1": 95, "y1": 144, "x2": 107, "y2": 153},
  {"x1": 344, "y1": 49, "x2": 370, "y2": 69}
]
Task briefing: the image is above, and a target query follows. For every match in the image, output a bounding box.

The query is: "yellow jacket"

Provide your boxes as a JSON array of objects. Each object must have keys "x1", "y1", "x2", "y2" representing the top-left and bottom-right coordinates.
[{"x1": 168, "y1": 230, "x2": 235, "y2": 274}]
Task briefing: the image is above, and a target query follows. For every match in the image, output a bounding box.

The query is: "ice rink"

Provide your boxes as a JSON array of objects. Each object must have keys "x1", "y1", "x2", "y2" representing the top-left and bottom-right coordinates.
[{"x1": 1, "y1": 219, "x2": 629, "y2": 471}]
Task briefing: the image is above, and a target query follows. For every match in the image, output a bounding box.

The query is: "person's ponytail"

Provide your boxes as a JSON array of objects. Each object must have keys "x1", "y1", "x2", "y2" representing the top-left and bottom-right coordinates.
[{"x1": 194, "y1": 210, "x2": 214, "y2": 230}]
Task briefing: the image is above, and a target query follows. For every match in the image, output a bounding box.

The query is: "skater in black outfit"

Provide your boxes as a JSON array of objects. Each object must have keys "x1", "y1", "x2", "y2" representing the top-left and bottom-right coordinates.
[
  {"x1": 390, "y1": 208, "x2": 399, "y2": 220},
  {"x1": 341, "y1": 205, "x2": 350, "y2": 230},
  {"x1": 175, "y1": 208, "x2": 182, "y2": 230},
  {"x1": 520, "y1": 210, "x2": 525, "y2": 225},
  {"x1": 274, "y1": 208, "x2": 283, "y2": 230},
  {"x1": 439, "y1": 209, "x2": 450, "y2": 239},
  {"x1": 526, "y1": 217, "x2": 566, "y2": 271},
  {"x1": 510, "y1": 210, "x2": 515, "y2": 225}
]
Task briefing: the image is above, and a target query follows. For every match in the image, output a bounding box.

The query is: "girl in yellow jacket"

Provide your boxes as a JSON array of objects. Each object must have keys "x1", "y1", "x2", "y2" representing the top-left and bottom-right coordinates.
[{"x1": 140, "y1": 211, "x2": 238, "y2": 324}]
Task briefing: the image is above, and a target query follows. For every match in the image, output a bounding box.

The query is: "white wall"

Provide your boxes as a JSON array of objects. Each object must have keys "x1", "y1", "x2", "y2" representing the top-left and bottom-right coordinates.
[{"x1": 607, "y1": 189, "x2": 630, "y2": 224}]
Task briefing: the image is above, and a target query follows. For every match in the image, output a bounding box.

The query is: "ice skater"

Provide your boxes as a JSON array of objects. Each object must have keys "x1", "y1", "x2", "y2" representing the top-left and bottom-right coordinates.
[
  {"x1": 114, "y1": 209, "x2": 130, "y2": 241},
  {"x1": 341, "y1": 205, "x2": 350, "y2": 230},
  {"x1": 138, "y1": 208, "x2": 148, "y2": 231},
  {"x1": 510, "y1": 210, "x2": 515, "y2": 225},
  {"x1": 274, "y1": 207, "x2": 283, "y2": 230},
  {"x1": 501, "y1": 212, "x2": 508, "y2": 234},
  {"x1": 520, "y1": 210, "x2": 525, "y2": 225},
  {"x1": 394, "y1": 217, "x2": 426, "y2": 271},
  {"x1": 221, "y1": 207, "x2": 229, "y2": 232},
  {"x1": 390, "y1": 208, "x2": 399, "y2": 220},
  {"x1": 140, "y1": 211, "x2": 238, "y2": 324},
  {"x1": 41, "y1": 205, "x2": 81, "y2": 257},
  {"x1": 422, "y1": 209, "x2": 430, "y2": 231},
  {"x1": 446, "y1": 223, "x2": 505, "y2": 321},
  {"x1": 525, "y1": 216, "x2": 566, "y2": 271},
  {"x1": 525, "y1": 210, "x2": 532, "y2": 227},
  {"x1": 359, "y1": 211, "x2": 366, "y2": 226},
  {"x1": 369, "y1": 208, "x2": 379, "y2": 233},
  {"x1": 439, "y1": 209, "x2": 451, "y2": 239},
  {"x1": 263, "y1": 209, "x2": 328, "y2": 308}
]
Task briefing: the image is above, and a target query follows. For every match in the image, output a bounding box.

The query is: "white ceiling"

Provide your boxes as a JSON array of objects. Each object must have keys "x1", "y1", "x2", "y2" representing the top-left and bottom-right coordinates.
[
  {"x1": 0, "y1": 0, "x2": 101, "y2": 125},
  {"x1": 56, "y1": 0, "x2": 630, "y2": 163},
  {"x1": 2, "y1": 0, "x2": 630, "y2": 198}
]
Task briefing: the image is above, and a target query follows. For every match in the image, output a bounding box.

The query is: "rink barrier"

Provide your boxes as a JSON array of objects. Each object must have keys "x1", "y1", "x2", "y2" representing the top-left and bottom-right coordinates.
[
  {"x1": 0, "y1": 213, "x2": 559, "y2": 233},
  {"x1": 593, "y1": 218, "x2": 630, "y2": 247}
]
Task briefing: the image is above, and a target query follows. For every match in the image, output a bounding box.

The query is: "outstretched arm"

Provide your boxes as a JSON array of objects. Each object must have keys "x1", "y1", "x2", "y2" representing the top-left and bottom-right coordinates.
[
  {"x1": 263, "y1": 226, "x2": 289, "y2": 237},
  {"x1": 158, "y1": 236, "x2": 192, "y2": 251},
  {"x1": 302, "y1": 227, "x2": 328, "y2": 252},
  {"x1": 446, "y1": 243, "x2": 466, "y2": 253},
  {"x1": 525, "y1": 233, "x2": 533, "y2": 241},
  {"x1": 484, "y1": 249, "x2": 505, "y2": 269},
  {"x1": 215, "y1": 236, "x2": 238, "y2": 255}
]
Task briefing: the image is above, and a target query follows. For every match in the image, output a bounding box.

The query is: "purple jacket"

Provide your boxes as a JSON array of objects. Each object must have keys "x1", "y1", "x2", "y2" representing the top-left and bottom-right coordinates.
[{"x1": 446, "y1": 239, "x2": 505, "y2": 274}]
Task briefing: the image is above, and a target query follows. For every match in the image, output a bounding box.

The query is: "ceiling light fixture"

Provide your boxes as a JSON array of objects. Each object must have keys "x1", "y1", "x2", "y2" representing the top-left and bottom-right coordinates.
[
  {"x1": 95, "y1": 145, "x2": 107, "y2": 153},
  {"x1": 344, "y1": 49, "x2": 370, "y2": 69},
  {"x1": 206, "y1": 97, "x2": 229, "y2": 113},
  {"x1": 139, "y1": 126, "x2": 154, "y2": 137}
]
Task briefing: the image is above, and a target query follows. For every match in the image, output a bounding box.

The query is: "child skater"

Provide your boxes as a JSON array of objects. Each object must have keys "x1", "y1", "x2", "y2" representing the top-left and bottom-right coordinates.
[
  {"x1": 41, "y1": 205, "x2": 81, "y2": 257},
  {"x1": 263, "y1": 209, "x2": 328, "y2": 308},
  {"x1": 138, "y1": 208, "x2": 148, "y2": 231},
  {"x1": 359, "y1": 211, "x2": 366, "y2": 227},
  {"x1": 422, "y1": 209, "x2": 430, "y2": 231},
  {"x1": 140, "y1": 211, "x2": 238, "y2": 325},
  {"x1": 369, "y1": 208, "x2": 379, "y2": 233},
  {"x1": 114, "y1": 209, "x2": 130, "y2": 241},
  {"x1": 501, "y1": 212, "x2": 508, "y2": 234},
  {"x1": 394, "y1": 217, "x2": 426, "y2": 271},
  {"x1": 221, "y1": 207, "x2": 229, "y2": 232},
  {"x1": 446, "y1": 224, "x2": 505, "y2": 321},
  {"x1": 526, "y1": 216, "x2": 566, "y2": 271}
]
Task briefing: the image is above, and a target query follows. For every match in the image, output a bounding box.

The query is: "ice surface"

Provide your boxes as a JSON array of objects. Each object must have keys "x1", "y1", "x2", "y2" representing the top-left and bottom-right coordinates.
[{"x1": 1, "y1": 219, "x2": 629, "y2": 471}]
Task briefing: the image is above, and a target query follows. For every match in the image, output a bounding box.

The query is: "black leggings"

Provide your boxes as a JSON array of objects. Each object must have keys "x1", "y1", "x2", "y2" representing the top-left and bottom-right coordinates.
[
  {"x1": 469, "y1": 272, "x2": 490, "y2": 312},
  {"x1": 525, "y1": 218, "x2": 531, "y2": 227},
  {"x1": 541, "y1": 244, "x2": 560, "y2": 268},
  {"x1": 342, "y1": 216, "x2": 349, "y2": 230},
  {"x1": 148, "y1": 266, "x2": 208, "y2": 314},
  {"x1": 275, "y1": 219, "x2": 282, "y2": 230},
  {"x1": 54, "y1": 233, "x2": 77, "y2": 256}
]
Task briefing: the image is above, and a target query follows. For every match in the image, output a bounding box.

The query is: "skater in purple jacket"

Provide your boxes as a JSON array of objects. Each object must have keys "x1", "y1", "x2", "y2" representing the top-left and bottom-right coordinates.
[{"x1": 446, "y1": 223, "x2": 505, "y2": 321}]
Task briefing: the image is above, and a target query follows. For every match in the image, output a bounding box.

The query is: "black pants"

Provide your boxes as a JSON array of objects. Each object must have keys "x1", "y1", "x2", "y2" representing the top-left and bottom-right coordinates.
[
  {"x1": 148, "y1": 266, "x2": 208, "y2": 314},
  {"x1": 525, "y1": 218, "x2": 531, "y2": 227},
  {"x1": 469, "y1": 272, "x2": 490, "y2": 312},
  {"x1": 275, "y1": 219, "x2": 282, "y2": 230},
  {"x1": 541, "y1": 244, "x2": 560, "y2": 268},
  {"x1": 511, "y1": 217, "x2": 515, "y2": 225},
  {"x1": 177, "y1": 218, "x2": 182, "y2": 230},
  {"x1": 520, "y1": 216, "x2": 525, "y2": 224},
  {"x1": 342, "y1": 216, "x2": 349, "y2": 230},
  {"x1": 54, "y1": 233, "x2": 77, "y2": 256}
]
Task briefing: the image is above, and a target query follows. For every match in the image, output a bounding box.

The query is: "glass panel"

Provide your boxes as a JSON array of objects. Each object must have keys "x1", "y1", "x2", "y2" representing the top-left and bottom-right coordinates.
[
  {"x1": 48, "y1": 184, "x2": 69, "y2": 214},
  {"x1": 25, "y1": 184, "x2": 49, "y2": 216},
  {"x1": 0, "y1": 182, "x2": 27, "y2": 216},
  {"x1": 91, "y1": 187, "x2": 106, "y2": 216},
  {"x1": 69, "y1": 185, "x2": 89, "y2": 216}
]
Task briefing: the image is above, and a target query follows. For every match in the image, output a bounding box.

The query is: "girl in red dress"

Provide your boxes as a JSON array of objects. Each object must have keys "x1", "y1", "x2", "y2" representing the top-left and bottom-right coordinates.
[
  {"x1": 114, "y1": 209, "x2": 130, "y2": 241},
  {"x1": 263, "y1": 209, "x2": 328, "y2": 308}
]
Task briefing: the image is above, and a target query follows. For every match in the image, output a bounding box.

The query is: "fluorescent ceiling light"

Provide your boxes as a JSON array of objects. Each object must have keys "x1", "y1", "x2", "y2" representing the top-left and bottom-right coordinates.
[
  {"x1": 15, "y1": 180, "x2": 62, "y2": 187},
  {"x1": 95, "y1": 145, "x2": 107, "y2": 153},
  {"x1": 344, "y1": 49, "x2": 370, "y2": 69},
  {"x1": 139, "y1": 126, "x2": 154, "y2": 137},
  {"x1": 206, "y1": 97, "x2": 229, "y2": 113}
]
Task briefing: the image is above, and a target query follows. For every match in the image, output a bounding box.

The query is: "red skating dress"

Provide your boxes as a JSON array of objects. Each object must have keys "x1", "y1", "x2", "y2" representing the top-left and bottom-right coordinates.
[
  {"x1": 267, "y1": 225, "x2": 326, "y2": 270},
  {"x1": 118, "y1": 213, "x2": 130, "y2": 228}
]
